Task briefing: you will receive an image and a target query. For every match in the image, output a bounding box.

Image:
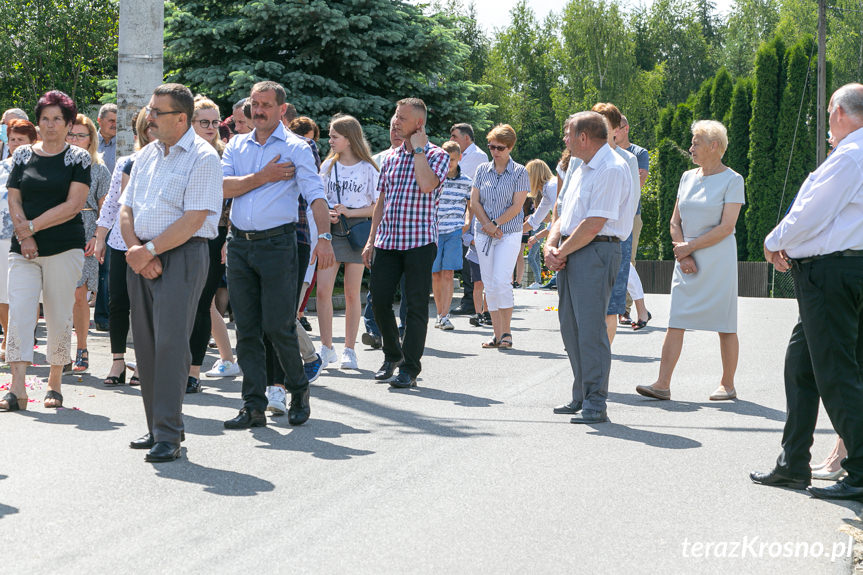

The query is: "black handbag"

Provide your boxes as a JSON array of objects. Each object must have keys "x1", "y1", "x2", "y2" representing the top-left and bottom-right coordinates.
[{"x1": 332, "y1": 162, "x2": 372, "y2": 250}]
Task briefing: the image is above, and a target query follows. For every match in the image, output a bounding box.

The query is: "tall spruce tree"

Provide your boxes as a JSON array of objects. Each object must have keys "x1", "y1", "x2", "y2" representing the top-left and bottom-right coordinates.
[
  {"x1": 745, "y1": 37, "x2": 785, "y2": 260},
  {"x1": 726, "y1": 77, "x2": 753, "y2": 259},
  {"x1": 655, "y1": 138, "x2": 691, "y2": 259},
  {"x1": 694, "y1": 79, "x2": 713, "y2": 120},
  {"x1": 711, "y1": 67, "x2": 733, "y2": 122},
  {"x1": 163, "y1": 0, "x2": 491, "y2": 149}
]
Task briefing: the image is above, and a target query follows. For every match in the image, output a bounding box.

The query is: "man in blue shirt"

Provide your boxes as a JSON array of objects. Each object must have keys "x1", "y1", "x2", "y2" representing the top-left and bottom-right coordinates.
[{"x1": 221, "y1": 81, "x2": 335, "y2": 429}]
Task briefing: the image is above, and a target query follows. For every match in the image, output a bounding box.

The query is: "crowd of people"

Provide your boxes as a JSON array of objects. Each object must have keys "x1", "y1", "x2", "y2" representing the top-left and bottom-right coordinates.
[{"x1": 0, "y1": 80, "x2": 860, "y2": 505}]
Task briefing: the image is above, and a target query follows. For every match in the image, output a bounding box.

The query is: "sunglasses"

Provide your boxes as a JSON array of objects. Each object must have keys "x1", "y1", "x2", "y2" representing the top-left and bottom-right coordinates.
[{"x1": 488, "y1": 144, "x2": 508, "y2": 152}]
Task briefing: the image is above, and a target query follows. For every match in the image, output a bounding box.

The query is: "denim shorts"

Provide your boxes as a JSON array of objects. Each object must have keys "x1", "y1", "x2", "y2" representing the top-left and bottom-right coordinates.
[{"x1": 432, "y1": 228, "x2": 464, "y2": 272}]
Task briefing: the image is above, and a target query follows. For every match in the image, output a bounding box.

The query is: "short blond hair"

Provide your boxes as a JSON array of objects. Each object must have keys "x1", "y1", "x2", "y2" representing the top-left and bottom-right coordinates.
[
  {"x1": 441, "y1": 140, "x2": 461, "y2": 155},
  {"x1": 486, "y1": 123, "x2": 517, "y2": 148},
  {"x1": 691, "y1": 120, "x2": 728, "y2": 157}
]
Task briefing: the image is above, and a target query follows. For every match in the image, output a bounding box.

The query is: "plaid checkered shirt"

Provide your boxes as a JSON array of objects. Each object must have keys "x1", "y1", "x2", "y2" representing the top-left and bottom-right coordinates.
[{"x1": 374, "y1": 141, "x2": 450, "y2": 251}]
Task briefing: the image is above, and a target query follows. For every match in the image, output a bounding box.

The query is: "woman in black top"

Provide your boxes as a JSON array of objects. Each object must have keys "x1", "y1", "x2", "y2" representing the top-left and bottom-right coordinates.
[{"x1": 0, "y1": 91, "x2": 90, "y2": 412}]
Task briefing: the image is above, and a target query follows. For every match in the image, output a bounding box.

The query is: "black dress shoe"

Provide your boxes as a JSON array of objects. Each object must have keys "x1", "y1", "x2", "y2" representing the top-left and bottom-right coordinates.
[
  {"x1": 807, "y1": 480, "x2": 863, "y2": 501},
  {"x1": 389, "y1": 371, "x2": 417, "y2": 389},
  {"x1": 375, "y1": 360, "x2": 402, "y2": 381},
  {"x1": 130, "y1": 431, "x2": 185, "y2": 449},
  {"x1": 749, "y1": 468, "x2": 810, "y2": 490},
  {"x1": 451, "y1": 303, "x2": 475, "y2": 315},
  {"x1": 224, "y1": 408, "x2": 267, "y2": 429},
  {"x1": 145, "y1": 442, "x2": 181, "y2": 462},
  {"x1": 186, "y1": 376, "x2": 202, "y2": 394},
  {"x1": 570, "y1": 409, "x2": 608, "y2": 424},
  {"x1": 553, "y1": 401, "x2": 582, "y2": 414},
  {"x1": 361, "y1": 332, "x2": 382, "y2": 350},
  {"x1": 288, "y1": 388, "x2": 311, "y2": 426}
]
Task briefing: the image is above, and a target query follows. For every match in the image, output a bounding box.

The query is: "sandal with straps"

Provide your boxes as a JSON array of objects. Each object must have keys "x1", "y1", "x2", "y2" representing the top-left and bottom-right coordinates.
[
  {"x1": 481, "y1": 337, "x2": 499, "y2": 349},
  {"x1": 104, "y1": 359, "x2": 126, "y2": 386},
  {"x1": 129, "y1": 374, "x2": 140, "y2": 386},
  {"x1": 44, "y1": 390, "x2": 63, "y2": 408},
  {"x1": 498, "y1": 333, "x2": 513, "y2": 349},
  {"x1": 632, "y1": 311, "x2": 652, "y2": 331},
  {"x1": 72, "y1": 348, "x2": 89, "y2": 372},
  {"x1": 0, "y1": 392, "x2": 27, "y2": 411}
]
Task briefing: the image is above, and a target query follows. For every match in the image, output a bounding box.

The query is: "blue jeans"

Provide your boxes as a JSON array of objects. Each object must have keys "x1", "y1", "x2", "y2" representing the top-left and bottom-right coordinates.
[
  {"x1": 606, "y1": 234, "x2": 632, "y2": 315},
  {"x1": 527, "y1": 223, "x2": 546, "y2": 284}
]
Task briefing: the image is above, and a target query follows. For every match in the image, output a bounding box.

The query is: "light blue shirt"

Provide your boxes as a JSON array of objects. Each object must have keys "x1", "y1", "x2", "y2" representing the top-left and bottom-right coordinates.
[{"x1": 223, "y1": 122, "x2": 325, "y2": 231}]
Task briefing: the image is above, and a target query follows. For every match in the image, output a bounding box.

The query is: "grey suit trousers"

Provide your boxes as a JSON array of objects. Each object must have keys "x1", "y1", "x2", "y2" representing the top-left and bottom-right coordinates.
[
  {"x1": 557, "y1": 241, "x2": 620, "y2": 412},
  {"x1": 128, "y1": 240, "x2": 209, "y2": 444}
]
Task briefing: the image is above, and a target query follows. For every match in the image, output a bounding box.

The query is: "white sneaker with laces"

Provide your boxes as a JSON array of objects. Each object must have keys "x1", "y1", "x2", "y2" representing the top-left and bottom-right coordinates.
[
  {"x1": 439, "y1": 315, "x2": 455, "y2": 330},
  {"x1": 319, "y1": 345, "x2": 338, "y2": 368},
  {"x1": 528, "y1": 282, "x2": 543, "y2": 289},
  {"x1": 204, "y1": 359, "x2": 242, "y2": 378},
  {"x1": 340, "y1": 347, "x2": 359, "y2": 369},
  {"x1": 266, "y1": 385, "x2": 286, "y2": 415}
]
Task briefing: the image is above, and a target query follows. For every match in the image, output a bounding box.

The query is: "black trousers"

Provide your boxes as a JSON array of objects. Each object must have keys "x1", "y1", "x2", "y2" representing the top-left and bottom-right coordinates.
[
  {"x1": 460, "y1": 244, "x2": 474, "y2": 306},
  {"x1": 228, "y1": 230, "x2": 306, "y2": 412},
  {"x1": 190, "y1": 226, "x2": 228, "y2": 366},
  {"x1": 108, "y1": 247, "x2": 130, "y2": 355},
  {"x1": 266, "y1": 241, "x2": 310, "y2": 384},
  {"x1": 776, "y1": 256, "x2": 863, "y2": 484},
  {"x1": 370, "y1": 243, "x2": 436, "y2": 377}
]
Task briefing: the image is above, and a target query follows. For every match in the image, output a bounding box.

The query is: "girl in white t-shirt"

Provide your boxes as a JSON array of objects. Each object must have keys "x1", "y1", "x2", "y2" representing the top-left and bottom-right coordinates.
[{"x1": 316, "y1": 114, "x2": 379, "y2": 370}]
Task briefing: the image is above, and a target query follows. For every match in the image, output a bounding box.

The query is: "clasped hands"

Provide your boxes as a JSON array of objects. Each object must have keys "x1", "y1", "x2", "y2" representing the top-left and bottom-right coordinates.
[
  {"x1": 673, "y1": 241, "x2": 698, "y2": 274},
  {"x1": 763, "y1": 245, "x2": 791, "y2": 272},
  {"x1": 482, "y1": 220, "x2": 502, "y2": 239},
  {"x1": 543, "y1": 243, "x2": 566, "y2": 272},
  {"x1": 126, "y1": 244, "x2": 162, "y2": 279}
]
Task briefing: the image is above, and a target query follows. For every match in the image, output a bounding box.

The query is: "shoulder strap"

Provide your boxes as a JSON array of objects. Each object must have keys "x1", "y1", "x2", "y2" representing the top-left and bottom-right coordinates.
[{"x1": 334, "y1": 161, "x2": 342, "y2": 204}]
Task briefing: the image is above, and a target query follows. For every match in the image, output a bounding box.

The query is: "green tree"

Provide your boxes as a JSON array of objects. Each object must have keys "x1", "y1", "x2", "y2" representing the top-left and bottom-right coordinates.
[
  {"x1": 671, "y1": 103, "x2": 694, "y2": 149},
  {"x1": 725, "y1": 77, "x2": 752, "y2": 259},
  {"x1": 694, "y1": 79, "x2": 713, "y2": 120},
  {"x1": 711, "y1": 67, "x2": 733, "y2": 121},
  {"x1": 163, "y1": 0, "x2": 491, "y2": 150},
  {"x1": 745, "y1": 37, "x2": 785, "y2": 260},
  {"x1": 0, "y1": 0, "x2": 118, "y2": 114},
  {"x1": 655, "y1": 138, "x2": 692, "y2": 259},
  {"x1": 721, "y1": 0, "x2": 779, "y2": 77},
  {"x1": 637, "y1": 149, "x2": 661, "y2": 259}
]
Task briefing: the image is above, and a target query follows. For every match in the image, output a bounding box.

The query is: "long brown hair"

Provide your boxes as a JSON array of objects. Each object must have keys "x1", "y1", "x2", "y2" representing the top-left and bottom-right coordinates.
[{"x1": 323, "y1": 114, "x2": 378, "y2": 174}]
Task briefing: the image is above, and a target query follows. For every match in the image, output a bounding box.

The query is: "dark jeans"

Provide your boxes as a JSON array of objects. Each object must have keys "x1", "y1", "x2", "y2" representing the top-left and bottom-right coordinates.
[
  {"x1": 370, "y1": 243, "x2": 436, "y2": 377},
  {"x1": 95, "y1": 243, "x2": 111, "y2": 325},
  {"x1": 228, "y1": 230, "x2": 306, "y2": 412},
  {"x1": 108, "y1": 247, "x2": 129, "y2": 355},
  {"x1": 190, "y1": 226, "x2": 228, "y2": 366},
  {"x1": 364, "y1": 274, "x2": 407, "y2": 336},
  {"x1": 266, "y1": 241, "x2": 310, "y2": 384},
  {"x1": 776, "y1": 256, "x2": 863, "y2": 484},
  {"x1": 460, "y1": 243, "x2": 474, "y2": 306}
]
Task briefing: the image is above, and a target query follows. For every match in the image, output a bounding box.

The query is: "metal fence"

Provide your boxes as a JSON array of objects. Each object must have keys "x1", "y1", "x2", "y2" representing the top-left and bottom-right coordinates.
[{"x1": 634, "y1": 260, "x2": 795, "y2": 298}]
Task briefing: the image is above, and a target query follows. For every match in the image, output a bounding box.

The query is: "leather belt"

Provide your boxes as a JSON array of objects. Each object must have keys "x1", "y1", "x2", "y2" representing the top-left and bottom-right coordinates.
[
  {"x1": 795, "y1": 249, "x2": 863, "y2": 266},
  {"x1": 591, "y1": 235, "x2": 620, "y2": 243},
  {"x1": 232, "y1": 223, "x2": 296, "y2": 241}
]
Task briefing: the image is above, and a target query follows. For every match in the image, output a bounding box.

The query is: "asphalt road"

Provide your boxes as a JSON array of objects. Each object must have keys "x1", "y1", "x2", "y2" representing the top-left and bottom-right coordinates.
[{"x1": 0, "y1": 291, "x2": 859, "y2": 574}]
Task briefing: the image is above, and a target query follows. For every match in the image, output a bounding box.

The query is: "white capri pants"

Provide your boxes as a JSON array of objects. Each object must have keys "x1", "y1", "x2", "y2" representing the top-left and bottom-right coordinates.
[
  {"x1": 0, "y1": 238, "x2": 11, "y2": 304},
  {"x1": 626, "y1": 262, "x2": 644, "y2": 300},
  {"x1": 6, "y1": 249, "x2": 84, "y2": 365},
  {"x1": 476, "y1": 231, "x2": 522, "y2": 311}
]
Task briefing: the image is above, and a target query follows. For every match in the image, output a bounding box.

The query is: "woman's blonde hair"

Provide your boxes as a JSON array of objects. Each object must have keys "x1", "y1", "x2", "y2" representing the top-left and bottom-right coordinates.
[
  {"x1": 72, "y1": 114, "x2": 102, "y2": 165},
  {"x1": 193, "y1": 96, "x2": 225, "y2": 155},
  {"x1": 526, "y1": 159, "x2": 553, "y2": 201},
  {"x1": 324, "y1": 114, "x2": 378, "y2": 174},
  {"x1": 691, "y1": 120, "x2": 728, "y2": 157},
  {"x1": 134, "y1": 105, "x2": 154, "y2": 151}
]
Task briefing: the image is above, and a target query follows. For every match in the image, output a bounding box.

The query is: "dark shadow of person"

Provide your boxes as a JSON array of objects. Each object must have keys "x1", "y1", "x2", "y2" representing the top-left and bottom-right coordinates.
[
  {"x1": 251, "y1": 419, "x2": 375, "y2": 460},
  {"x1": 389, "y1": 385, "x2": 504, "y2": 408},
  {"x1": 153, "y1": 458, "x2": 275, "y2": 497},
  {"x1": 19, "y1": 408, "x2": 124, "y2": 431},
  {"x1": 584, "y1": 422, "x2": 702, "y2": 449}
]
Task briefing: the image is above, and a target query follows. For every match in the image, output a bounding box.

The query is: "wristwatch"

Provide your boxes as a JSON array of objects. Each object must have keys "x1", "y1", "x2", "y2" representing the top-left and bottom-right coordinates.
[
  {"x1": 491, "y1": 219, "x2": 498, "y2": 227},
  {"x1": 144, "y1": 241, "x2": 158, "y2": 256},
  {"x1": 413, "y1": 146, "x2": 424, "y2": 155},
  {"x1": 318, "y1": 232, "x2": 332, "y2": 241}
]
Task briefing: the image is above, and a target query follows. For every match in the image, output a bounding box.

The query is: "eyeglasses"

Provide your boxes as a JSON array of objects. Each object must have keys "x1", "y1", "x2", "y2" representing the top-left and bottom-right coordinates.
[
  {"x1": 488, "y1": 144, "x2": 508, "y2": 152},
  {"x1": 66, "y1": 132, "x2": 90, "y2": 141},
  {"x1": 145, "y1": 106, "x2": 183, "y2": 119},
  {"x1": 195, "y1": 119, "x2": 220, "y2": 128}
]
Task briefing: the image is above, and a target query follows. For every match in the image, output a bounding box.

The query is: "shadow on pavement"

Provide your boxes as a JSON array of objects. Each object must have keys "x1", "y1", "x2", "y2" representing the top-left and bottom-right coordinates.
[
  {"x1": 387, "y1": 385, "x2": 504, "y2": 408},
  {"x1": 153, "y1": 457, "x2": 275, "y2": 496},
  {"x1": 423, "y1": 346, "x2": 480, "y2": 359},
  {"x1": 0, "y1": 503, "x2": 19, "y2": 519},
  {"x1": 251, "y1": 419, "x2": 375, "y2": 460},
  {"x1": 609, "y1": 391, "x2": 787, "y2": 421},
  {"x1": 585, "y1": 422, "x2": 702, "y2": 449},
  {"x1": 612, "y1": 353, "x2": 660, "y2": 363},
  {"x1": 316, "y1": 387, "x2": 494, "y2": 438},
  {"x1": 19, "y1": 407, "x2": 124, "y2": 431}
]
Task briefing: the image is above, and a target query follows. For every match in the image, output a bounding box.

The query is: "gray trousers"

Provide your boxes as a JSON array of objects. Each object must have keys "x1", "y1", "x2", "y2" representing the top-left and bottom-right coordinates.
[
  {"x1": 128, "y1": 240, "x2": 209, "y2": 444},
  {"x1": 557, "y1": 241, "x2": 620, "y2": 411}
]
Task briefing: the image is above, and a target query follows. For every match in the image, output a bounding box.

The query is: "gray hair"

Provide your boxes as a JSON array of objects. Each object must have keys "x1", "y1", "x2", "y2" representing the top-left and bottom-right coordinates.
[
  {"x1": 691, "y1": 120, "x2": 728, "y2": 156},
  {"x1": 98, "y1": 103, "x2": 117, "y2": 119},
  {"x1": 831, "y1": 83, "x2": 863, "y2": 121},
  {"x1": 2, "y1": 108, "x2": 28, "y2": 123}
]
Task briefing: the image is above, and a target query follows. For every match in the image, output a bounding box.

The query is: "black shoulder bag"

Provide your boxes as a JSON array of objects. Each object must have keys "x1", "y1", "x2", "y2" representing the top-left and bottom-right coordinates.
[{"x1": 332, "y1": 162, "x2": 372, "y2": 250}]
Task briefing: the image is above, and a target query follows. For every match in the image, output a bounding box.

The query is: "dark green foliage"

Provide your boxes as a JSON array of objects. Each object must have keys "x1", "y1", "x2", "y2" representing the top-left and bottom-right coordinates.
[
  {"x1": 163, "y1": 0, "x2": 492, "y2": 150},
  {"x1": 745, "y1": 37, "x2": 785, "y2": 261},
  {"x1": 694, "y1": 80, "x2": 713, "y2": 121},
  {"x1": 671, "y1": 104, "x2": 694, "y2": 150},
  {"x1": 726, "y1": 77, "x2": 753, "y2": 259},
  {"x1": 637, "y1": 148, "x2": 661, "y2": 260},
  {"x1": 655, "y1": 105, "x2": 675, "y2": 143},
  {"x1": 0, "y1": 0, "x2": 119, "y2": 114},
  {"x1": 655, "y1": 138, "x2": 692, "y2": 259},
  {"x1": 711, "y1": 67, "x2": 733, "y2": 122}
]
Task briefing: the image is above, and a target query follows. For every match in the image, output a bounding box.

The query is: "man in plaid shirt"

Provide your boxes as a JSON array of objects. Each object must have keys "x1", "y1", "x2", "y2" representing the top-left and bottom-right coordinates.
[{"x1": 362, "y1": 98, "x2": 450, "y2": 388}]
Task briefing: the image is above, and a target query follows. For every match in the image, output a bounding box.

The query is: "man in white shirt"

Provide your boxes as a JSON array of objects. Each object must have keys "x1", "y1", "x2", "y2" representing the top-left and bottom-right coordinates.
[
  {"x1": 751, "y1": 83, "x2": 863, "y2": 501},
  {"x1": 450, "y1": 123, "x2": 488, "y2": 315},
  {"x1": 544, "y1": 111, "x2": 632, "y2": 424}
]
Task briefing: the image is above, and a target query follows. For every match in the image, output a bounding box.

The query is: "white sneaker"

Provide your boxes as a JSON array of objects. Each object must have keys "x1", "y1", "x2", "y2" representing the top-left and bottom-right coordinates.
[
  {"x1": 319, "y1": 345, "x2": 338, "y2": 368},
  {"x1": 204, "y1": 359, "x2": 241, "y2": 378},
  {"x1": 340, "y1": 347, "x2": 358, "y2": 369},
  {"x1": 266, "y1": 385, "x2": 286, "y2": 415},
  {"x1": 439, "y1": 315, "x2": 455, "y2": 331},
  {"x1": 528, "y1": 282, "x2": 543, "y2": 289},
  {"x1": 433, "y1": 316, "x2": 442, "y2": 329}
]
